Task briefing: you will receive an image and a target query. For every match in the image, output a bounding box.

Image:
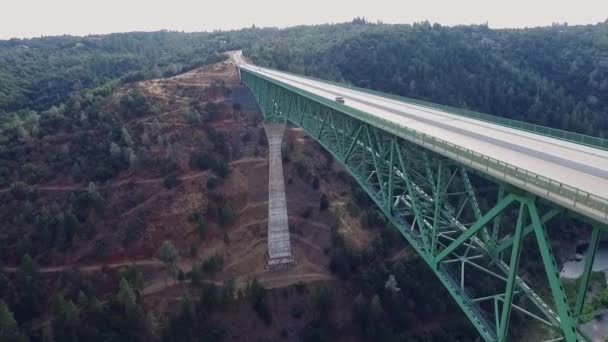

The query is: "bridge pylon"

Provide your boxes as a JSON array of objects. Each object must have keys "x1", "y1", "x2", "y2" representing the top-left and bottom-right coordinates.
[{"x1": 264, "y1": 122, "x2": 295, "y2": 271}]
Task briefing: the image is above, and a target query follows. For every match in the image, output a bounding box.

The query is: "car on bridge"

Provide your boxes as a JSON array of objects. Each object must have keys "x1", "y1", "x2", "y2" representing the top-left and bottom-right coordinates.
[{"x1": 335, "y1": 96, "x2": 345, "y2": 104}]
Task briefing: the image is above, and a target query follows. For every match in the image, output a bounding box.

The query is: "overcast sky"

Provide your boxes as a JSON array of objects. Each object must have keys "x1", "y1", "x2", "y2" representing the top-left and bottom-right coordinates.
[{"x1": 1, "y1": 0, "x2": 607, "y2": 39}]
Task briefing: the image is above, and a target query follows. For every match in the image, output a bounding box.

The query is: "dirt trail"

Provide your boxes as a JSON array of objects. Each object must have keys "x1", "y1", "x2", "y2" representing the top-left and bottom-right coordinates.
[
  {"x1": 3, "y1": 256, "x2": 334, "y2": 297},
  {"x1": 0, "y1": 170, "x2": 209, "y2": 194},
  {"x1": 167, "y1": 79, "x2": 211, "y2": 87},
  {"x1": 2, "y1": 259, "x2": 164, "y2": 274},
  {"x1": 387, "y1": 247, "x2": 410, "y2": 262},
  {"x1": 229, "y1": 157, "x2": 266, "y2": 166}
]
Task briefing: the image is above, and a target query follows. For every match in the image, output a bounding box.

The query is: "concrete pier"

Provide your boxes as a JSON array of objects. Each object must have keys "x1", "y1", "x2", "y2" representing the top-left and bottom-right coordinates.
[{"x1": 264, "y1": 122, "x2": 295, "y2": 270}]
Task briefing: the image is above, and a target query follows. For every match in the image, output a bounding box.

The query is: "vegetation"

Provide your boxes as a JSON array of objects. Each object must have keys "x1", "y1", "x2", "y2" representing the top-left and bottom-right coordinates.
[
  {"x1": 2, "y1": 18, "x2": 607, "y2": 342},
  {"x1": 201, "y1": 254, "x2": 224, "y2": 274},
  {"x1": 247, "y1": 19, "x2": 608, "y2": 137},
  {"x1": 246, "y1": 278, "x2": 272, "y2": 325},
  {"x1": 159, "y1": 240, "x2": 179, "y2": 285}
]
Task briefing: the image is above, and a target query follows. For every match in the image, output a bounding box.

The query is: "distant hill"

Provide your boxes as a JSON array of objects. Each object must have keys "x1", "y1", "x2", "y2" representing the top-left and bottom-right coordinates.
[{"x1": 245, "y1": 20, "x2": 608, "y2": 137}]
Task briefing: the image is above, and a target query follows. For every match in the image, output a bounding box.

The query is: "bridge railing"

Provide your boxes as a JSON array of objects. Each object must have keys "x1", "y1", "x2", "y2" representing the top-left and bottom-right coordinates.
[
  {"x1": 275, "y1": 69, "x2": 608, "y2": 151},
  {"x1": 241, "y1": 68, "x2": 608, "y2": 224},
  {"x1": 363, "y1": 111, "x2": 608, "y2": 224}
]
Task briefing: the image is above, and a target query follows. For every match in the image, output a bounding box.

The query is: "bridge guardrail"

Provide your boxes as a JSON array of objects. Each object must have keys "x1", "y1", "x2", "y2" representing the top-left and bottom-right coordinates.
[
  {"x1": 241, "y1": 68, "x2": 608, "y2": 223},
  {"x1": 366, "y1": 113, "x2": 608, "y2": 223},
  {"x1": 276, "y1": 69, "x2": 608, "y2": 151}
]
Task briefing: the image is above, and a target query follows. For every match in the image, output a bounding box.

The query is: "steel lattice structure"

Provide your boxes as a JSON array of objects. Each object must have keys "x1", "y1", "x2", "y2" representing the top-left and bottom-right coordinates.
[{"x1": 240, "y1": 67, "x2": 606, "y2": 342}]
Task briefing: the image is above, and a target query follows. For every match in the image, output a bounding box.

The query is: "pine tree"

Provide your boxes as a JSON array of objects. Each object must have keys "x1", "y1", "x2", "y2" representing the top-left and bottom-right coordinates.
[
  {"x1": 117, "y1": 277, "x2": 138, "y2": 319},
  {"x1": 370, "y1": 294, "x2": 384, "y2": 321},
  {"x1": 110, "y1": 142, "x2": 122, "y2": 159},
  {"x1": 384, "y1": 274, "x2": 401, "y2": 293},
  {"x1": 158, "y1": 241, "x2": 179, "y2": 286},
  {"x1": 353, "y1": 293, "x2": 368, "y2": 325},
  {"x1": 122, "y1": 126, "x2": 134, "y2": 146},
  {"x1": 0, "y1": 300, "x2": 17, "y2": 334}
]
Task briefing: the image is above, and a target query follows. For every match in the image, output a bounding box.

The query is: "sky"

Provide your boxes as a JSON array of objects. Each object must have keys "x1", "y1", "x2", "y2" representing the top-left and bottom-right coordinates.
[{"x1": 1, "y1": 0, "x2": 607, "y2": 39}]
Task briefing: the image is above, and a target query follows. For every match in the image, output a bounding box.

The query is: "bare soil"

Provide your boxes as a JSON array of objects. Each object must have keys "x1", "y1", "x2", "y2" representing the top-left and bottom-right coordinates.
[{"x1": 2, "y1": 57, "x2": 382, "y2": 341}]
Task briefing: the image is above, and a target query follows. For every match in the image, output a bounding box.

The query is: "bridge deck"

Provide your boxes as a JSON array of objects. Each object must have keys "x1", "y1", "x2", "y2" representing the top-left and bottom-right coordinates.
[{"x1": 239, "y1": 63, "x2": 608, "y2": 222}]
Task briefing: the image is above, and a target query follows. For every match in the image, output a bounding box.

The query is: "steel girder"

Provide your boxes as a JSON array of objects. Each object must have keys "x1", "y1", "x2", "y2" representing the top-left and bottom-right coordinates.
[{"x1": 241, "y1": 69, "x2": 603, "y2": 342}]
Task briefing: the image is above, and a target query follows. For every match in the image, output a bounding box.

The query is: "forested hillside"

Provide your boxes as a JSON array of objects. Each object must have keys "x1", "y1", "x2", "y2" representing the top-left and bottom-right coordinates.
[
  {"x1": 0, "y1": 30, "x2": 277, "y2": 113},
  {"x1": 1, "y1": 19, "x2": 607, "y2": 342},
  {"x1": 246, "y1": 19, "x2": 608, "y2": 137}
]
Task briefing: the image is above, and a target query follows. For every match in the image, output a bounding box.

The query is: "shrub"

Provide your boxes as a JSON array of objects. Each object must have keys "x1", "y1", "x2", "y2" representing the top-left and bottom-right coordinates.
[
  {"x1": 163, "y1": 173, "x2": 179, "y2": 189},
  {"x1": 319, "y1": 193, "x2": 329, "y2": 211},
  {"x1": 291, "y1": 306, "x2": 304, "y2": 319},
  {"x1": 218, "y1": 203, "x2": 234, "y2": 226},
  {"x1": 202, "y1": 254, "x2": 224, "y2": 274}
]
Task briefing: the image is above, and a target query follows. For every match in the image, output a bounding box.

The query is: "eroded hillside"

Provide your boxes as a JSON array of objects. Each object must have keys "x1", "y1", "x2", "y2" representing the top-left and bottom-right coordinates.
[{"x1": 0, "y1": 57, "x2": 478, "y2": 341}]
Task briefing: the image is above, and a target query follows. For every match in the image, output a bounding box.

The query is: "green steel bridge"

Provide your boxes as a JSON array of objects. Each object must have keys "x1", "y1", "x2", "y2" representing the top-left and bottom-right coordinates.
[{"x1": 236, "y1": 54, "x2": 608, "y2": 341}]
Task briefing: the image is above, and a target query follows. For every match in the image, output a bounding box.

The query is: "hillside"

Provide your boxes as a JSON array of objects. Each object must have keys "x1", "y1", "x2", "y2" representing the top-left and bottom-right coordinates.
[
  {"x1": 0, "y1": 51, "x2": 482, "y2": 341},
  {"x1": 1, "y1": 20, "x2": 607, "y2": 341},
  {"x1": 246, "y1": 19, "x2": 608, "y2": 137}
]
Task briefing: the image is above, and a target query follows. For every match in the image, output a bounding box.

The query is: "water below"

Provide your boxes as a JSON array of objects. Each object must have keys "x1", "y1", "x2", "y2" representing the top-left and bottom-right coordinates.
[
  {"x1": 560, "y1": 241, "x2": 608, "y2": 341},
  {"x1": 560, "y1": 242, "x2": 608, "y2": 279}
]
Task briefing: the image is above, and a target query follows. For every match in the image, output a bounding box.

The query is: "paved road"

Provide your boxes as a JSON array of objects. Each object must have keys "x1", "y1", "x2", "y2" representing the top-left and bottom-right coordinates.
[{"x1": 235, "y1": 52, "x2": 608, "y2": 222}]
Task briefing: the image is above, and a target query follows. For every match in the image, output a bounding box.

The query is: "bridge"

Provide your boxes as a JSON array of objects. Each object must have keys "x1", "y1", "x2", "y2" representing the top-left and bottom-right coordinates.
[{"x1": 235, "y1": 52, "x2": 608, "y2": 342}]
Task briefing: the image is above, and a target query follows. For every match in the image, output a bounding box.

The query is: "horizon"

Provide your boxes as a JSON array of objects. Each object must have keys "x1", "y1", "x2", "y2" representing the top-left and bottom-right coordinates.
[
  {"x1": 2, "y1": 18, "x2": 607, "y2": 41},
  {"x1": 1, "y1": 0, "x2": 607, "y2": 40}
]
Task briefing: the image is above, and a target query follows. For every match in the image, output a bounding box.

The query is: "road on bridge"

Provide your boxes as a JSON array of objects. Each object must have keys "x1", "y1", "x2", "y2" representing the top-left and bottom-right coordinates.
[{"x1": 234, "y1": 51, "x2": 608, "y2": 223}]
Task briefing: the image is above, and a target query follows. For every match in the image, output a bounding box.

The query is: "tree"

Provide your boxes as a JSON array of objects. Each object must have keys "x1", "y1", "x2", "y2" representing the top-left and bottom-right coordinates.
[
  {"x1": 0, "y1": 300, "x2": 17, "y2": 334},
  {"x1": 246, "y1": 278, "x2": 271, "y2": 325},
  {"x1": 370, "y1": 294, "x2": 385, "y2": 321},
  {"x1": 163, "y1": 172, "x2": 179, "y2": 189},
  {"x1": 221, "y1": 277, "x2": 236, "y2": 303},
  {"x1": 190, "y1": 264, "x2": 202, "y2": 286},
  {"x1": 15, "y1": 254, "x2": 42, "y2": 321},
  {"x1": 184, "y1": 110, "x2": 201, "y2": 125},
  {"x1": 87, "y1": 182, "x2": 104, "y2": 209},
  {"x1": 70, "y1": 162, "x2": 82, "y2": 181},
  {"x1": 0, "y1": 300, "x2": 27, "y2": 342},
  {"x1": 110, "y1": 142, "x2": 122, "y2": 164},
  {"x1": 206, "y1": 175, "x2": 218, "y2": 190},
  {"x1": 202, "y1": 254, "x2": 224, "y2": 274},
  {"x1": 117, "y1": 277, "x2": 139, "y2": 320},
  {"x1": 319, "y1": 193, "x2": 329, "y2": 211},
  {"x1": 121, "y1": 126, "x2": 134, "y2": 147},
  {"x1": 353, "y1": 293, "x2": 368, "y2": 326},
  {"x1": 9, "y1": 182, "x2": 31, "y2": 200},
  {"x1": 218, "y1": 203, "x2": 234, "y2": 226},
  {"x1": 311, "y1": 285, "x2": 334, "y2": 320},
  {"x1": 159, "y1": 241, "x2": 179, "y2": 286},
  {"x1": 385, "y1": 274, "x2": 401, "y2": 293},
  {"x1": 60, "y1": 299, "x2": 80, "y2": 328}
]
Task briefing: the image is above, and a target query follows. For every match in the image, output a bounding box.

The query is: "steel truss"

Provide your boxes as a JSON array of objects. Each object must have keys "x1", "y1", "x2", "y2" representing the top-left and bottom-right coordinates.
[{"x1": 241, "y1": 69, "x2": 606, "y2": 342}]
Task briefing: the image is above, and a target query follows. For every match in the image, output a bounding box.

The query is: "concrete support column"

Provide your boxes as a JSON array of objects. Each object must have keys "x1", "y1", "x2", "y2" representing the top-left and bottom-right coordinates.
[{"x1": 264, "y1": 122, "x2": 295, "y2": 270}]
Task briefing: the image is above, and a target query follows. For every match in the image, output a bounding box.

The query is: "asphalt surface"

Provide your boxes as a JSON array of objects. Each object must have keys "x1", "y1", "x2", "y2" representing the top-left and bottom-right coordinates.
[
  {"x1": 259, "y1": 69, "x2": 608, "y2": 180},
  {"x1": 235, "y1": 53, "x2": 608, "y2": 205}
]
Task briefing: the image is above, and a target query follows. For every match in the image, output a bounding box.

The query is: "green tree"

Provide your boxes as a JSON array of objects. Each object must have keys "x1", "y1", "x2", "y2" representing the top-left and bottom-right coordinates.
[
  {"x1": 385, "y1": 274, "x2": 400, "y2": 293},
  {"x1": 0, "y1": 300, "x2": 17, "y2": 334},
  {"x1": 311, "y1": 285, "x2": 334, "y2": 320},
  {"x1": 353, "y1": 293, "x2": 368, "y2": 326},
  {"x1": 117, "y1": 277, "x2": 139, "y2": 320},
  {"x1": 319, "y1": 193, "x2": 329, "y2": 211},
  {"x1": 221, "y1": 277, "x2": 236, "y2": 303},
  {"x1": 370, "y1": 294, "x2": 384, "y2": 321},
  {"x1": 159, "y1": 240, "x2": 179, "y2": 286},
  {"x1": 246, "y1": 278, "x2": 271, "y2": 325}
]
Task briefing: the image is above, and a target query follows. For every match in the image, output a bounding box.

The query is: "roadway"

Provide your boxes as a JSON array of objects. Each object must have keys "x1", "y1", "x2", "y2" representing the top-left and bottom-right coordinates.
[{"x1": 234, "y1": 53, "x2": 608, "y2": 220}]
